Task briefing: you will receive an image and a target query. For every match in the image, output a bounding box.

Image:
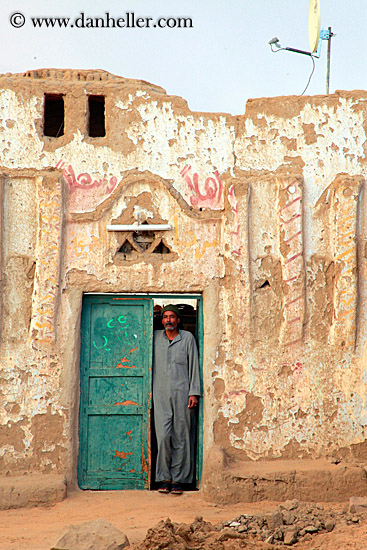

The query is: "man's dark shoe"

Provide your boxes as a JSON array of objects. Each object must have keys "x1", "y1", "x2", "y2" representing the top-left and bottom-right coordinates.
[
  {"x1": 158, "y1": 481, "x2": 171, "y2": 493},
  {"x1": 171, "y1": 483, "x2": 183, "y2": 495}
]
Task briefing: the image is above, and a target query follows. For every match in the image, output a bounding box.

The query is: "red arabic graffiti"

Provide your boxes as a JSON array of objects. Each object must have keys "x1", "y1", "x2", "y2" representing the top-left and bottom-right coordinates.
[
  {"x1": 180, "y1": 165, "x2": 223, "y2": 209},
  {"x1": 56, "y1": 160, "x2": 118, "y2": 194},
  {"x1": 228, "y1": 184, "x2": 242, "y2": 257}
]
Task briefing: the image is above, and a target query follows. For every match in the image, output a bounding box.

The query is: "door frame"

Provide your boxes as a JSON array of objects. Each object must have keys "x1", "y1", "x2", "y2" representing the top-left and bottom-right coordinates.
[{"x1": 79, "y1": 292, "x2": 204, "y2": 488}]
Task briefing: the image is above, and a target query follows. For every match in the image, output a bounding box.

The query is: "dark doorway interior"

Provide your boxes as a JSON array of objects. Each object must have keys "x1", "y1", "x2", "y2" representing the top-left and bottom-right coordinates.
[{"x1": 150, "y1": 299, "x2": 199, "y2": 491}]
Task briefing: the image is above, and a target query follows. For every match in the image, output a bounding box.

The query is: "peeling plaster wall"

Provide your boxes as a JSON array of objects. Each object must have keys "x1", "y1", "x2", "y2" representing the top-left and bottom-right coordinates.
[{"x1": 0, "y1": 69, "x2": 367, "y2": 484}]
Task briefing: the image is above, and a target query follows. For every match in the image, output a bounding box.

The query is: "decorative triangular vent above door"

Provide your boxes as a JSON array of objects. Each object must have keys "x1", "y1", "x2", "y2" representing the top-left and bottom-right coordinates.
[{"x1": 108, "y1": 193, "x2": 177, "y2": 264}]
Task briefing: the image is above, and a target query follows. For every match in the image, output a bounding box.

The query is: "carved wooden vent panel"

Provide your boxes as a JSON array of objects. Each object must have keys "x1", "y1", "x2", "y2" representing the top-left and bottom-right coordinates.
[{"x1": 113, "y1": 223, "x2": 176, "y2": 264}]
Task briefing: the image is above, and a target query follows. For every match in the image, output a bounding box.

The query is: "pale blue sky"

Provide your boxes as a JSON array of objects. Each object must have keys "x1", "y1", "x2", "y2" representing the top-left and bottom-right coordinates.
[{"x1": 1, "y1": 0, "x2": 366, "y2": 114}]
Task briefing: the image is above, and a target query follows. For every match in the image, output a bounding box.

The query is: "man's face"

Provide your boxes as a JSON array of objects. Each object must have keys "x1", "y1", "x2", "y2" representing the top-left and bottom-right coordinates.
[{"x1": 162, "y1": 311, "x2": 179, "y2": 331}]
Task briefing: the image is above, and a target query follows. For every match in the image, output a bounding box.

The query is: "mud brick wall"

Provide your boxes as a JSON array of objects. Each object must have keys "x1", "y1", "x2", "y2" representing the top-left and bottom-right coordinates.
[{"x1": 0, "y1": 69, "x2": 366, "y2": 484}]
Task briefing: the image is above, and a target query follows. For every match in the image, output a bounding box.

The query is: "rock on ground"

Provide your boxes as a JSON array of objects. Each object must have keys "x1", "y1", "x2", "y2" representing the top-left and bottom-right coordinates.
[
  {"x1": 349, "y1": 496, "x2": 367, "y2": 514},
  {"x1": 51, "y1": 518, "x2": 129, "y2": 550}
]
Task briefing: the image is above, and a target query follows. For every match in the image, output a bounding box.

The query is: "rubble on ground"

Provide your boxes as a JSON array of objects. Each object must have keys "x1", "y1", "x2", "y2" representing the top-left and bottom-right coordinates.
[
  {"x1": 133, "y1": 499, "x2": 366, "y2": 549},
  {"x1": 223, "y1": 499, "x2": 339, "y2": 545}
]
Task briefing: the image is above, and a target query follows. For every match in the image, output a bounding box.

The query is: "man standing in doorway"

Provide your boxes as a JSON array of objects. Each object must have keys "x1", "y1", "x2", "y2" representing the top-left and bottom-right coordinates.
[{"x1": 153, "y1": 304, "x2": 200, "y2": 495}]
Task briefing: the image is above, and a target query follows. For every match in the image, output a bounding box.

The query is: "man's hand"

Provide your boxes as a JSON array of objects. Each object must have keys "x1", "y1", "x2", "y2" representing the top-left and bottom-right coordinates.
[{"x1": 188, "y1": 395, "x2": 199, "y2": 409}]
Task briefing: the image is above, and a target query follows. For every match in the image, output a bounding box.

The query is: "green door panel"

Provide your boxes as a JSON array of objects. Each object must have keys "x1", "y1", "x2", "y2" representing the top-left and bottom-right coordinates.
[
  {"x1": 86, "y1": 414, "x2": 143, "y2": 488},
  {"x1": 78, "y1": 295, "x2": 153, "y2": 490},
  {"x1": 88, "y1": 375, "x2": 143, "y2": 406}
]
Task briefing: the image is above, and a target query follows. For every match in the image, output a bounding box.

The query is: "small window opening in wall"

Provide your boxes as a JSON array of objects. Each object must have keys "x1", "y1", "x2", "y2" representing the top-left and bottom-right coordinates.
[
  {"x1": 88, "y1": 95, "x2": 105, "y2": 137},
  {"x1": 259, "y1": 280, "x2": 270, "y2": 289},
  {"x1": 43, "y1": 94, "x2": 64, "y2": 137}
]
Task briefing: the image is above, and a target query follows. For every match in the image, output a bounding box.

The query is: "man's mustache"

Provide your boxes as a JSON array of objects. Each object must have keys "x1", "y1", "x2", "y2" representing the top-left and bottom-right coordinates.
[{"x1": 165, "y1": 322, "x2": 174, "y2": 326}]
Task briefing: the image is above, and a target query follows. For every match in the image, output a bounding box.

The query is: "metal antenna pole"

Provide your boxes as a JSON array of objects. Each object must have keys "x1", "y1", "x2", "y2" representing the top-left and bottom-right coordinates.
[{"x1": 326, "y1": 26, "x2": 333, "y2": 94}]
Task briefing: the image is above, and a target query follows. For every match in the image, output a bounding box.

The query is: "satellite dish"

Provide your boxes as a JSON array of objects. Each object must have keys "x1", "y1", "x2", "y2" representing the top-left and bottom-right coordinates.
[{"x1": 308, "y1": 0, "x2": 321, "y2": 53}]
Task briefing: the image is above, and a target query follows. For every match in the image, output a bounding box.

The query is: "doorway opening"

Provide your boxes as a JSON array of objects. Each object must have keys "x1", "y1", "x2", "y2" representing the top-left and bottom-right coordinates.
[
  {"x1": 150, "y1": 296, "x2": 202, "y2": 491},
  {"x1": 78, "y1": 293, "x2": 202, "y2": 491}
]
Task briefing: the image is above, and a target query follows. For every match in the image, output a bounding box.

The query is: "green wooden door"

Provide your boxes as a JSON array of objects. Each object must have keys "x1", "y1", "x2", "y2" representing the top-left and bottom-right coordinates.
[{"x1": 78, "y1": 295, "x2": 153, "y2": 490}]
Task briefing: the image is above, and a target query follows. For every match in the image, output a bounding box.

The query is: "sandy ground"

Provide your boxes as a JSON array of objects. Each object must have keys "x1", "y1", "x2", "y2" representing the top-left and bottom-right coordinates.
[{"x1": 0, "y1": 489, "x2": 366, "y2": 550}]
